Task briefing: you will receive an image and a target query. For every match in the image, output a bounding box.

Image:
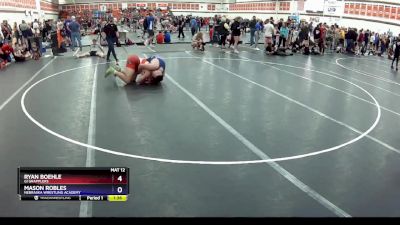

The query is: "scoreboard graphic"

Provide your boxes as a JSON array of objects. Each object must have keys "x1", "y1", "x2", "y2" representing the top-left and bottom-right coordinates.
[{"x1": 18, "y1": 167, "x2": 129, "y2": 201}]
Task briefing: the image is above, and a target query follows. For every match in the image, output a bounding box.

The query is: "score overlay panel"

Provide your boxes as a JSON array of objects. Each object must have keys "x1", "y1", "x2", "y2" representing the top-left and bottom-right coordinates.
[{"x1": 18, "y1": 167, "x2": 129, "y2": 201}]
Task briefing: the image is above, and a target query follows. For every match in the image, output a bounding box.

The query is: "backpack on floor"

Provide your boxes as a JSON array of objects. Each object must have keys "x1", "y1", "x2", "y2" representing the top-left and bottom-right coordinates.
[
  {"x1": 125, "y1": 38, "x2": 134, "y2": 46},
  {"x1": 361, "y1": 45, "x2": 366, "y2": 54},
  {"x1": 304, "y1": 46, "x2": 310, "y2": 55},
  {"x1": 275, "y1": 47, "x2": 293, "y2": 56}
]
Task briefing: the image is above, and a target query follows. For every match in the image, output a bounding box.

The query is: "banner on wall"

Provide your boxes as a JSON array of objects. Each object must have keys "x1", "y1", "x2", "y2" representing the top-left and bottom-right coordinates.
[
  {"x1": 199, "y1": 3, "x2": 207, "y2": 11},
  {"x1": 122, "y1": 3, "x2": 127, "y2": 10},
  {"x1": 100, "y1": 4, "x2": 107, "y2": 12},
  {"x1": 137, "y1": 3, "x2": 147, "y2": 8},
  {"x1": 298, "y1": 0, "x2": 305, "y2": 11},
  {"x1": 157, "y1": 3, "x2": 168, "y2": 9},
  {"x1": 323, "y1": 0, "x2": 344, "y2": 16},
  {"x1": 305, "y1": 0, "x2": 324, "y2": 13}
]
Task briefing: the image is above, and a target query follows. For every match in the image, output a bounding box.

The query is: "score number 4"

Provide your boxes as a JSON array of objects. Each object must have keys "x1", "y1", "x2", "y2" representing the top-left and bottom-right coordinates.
[{"x1": 116, "y1": 175, "x2": 124, "y2": 194}]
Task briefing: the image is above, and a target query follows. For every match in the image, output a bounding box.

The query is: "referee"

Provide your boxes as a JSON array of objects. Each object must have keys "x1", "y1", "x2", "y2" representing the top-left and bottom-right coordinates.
[{"x1": 103, "y1": 17, "x2": 119, "y2": 64}]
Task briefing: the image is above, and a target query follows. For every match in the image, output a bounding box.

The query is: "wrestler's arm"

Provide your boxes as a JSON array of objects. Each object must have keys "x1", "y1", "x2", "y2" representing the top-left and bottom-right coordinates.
[
  {"x1": 138, "y1": 59, "x2": 159, "y2": 71},
  {"x1": 136, "y1": 69, "x2": 152, "y2": 84}
]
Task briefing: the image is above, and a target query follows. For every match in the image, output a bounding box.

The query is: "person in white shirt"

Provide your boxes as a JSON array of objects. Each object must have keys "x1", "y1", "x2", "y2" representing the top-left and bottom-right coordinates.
[
  {"x1": 264, "y1": 19, "x2": 275, "y2": 53},
  {"x1": 0, "y1": 29, "x2": 4, "y2": 43},
  {"x1": 76, "y1": 39, "x2": 105, "y2": 58}
]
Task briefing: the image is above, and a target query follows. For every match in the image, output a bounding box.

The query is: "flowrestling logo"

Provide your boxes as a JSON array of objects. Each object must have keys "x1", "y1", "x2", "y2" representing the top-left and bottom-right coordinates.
[
  {"x1": 327, "y1": 7, "x2": 336, "y2": 13},
  {"x1": 324, "y1": 0, "x2": 344, "y2": 15}
]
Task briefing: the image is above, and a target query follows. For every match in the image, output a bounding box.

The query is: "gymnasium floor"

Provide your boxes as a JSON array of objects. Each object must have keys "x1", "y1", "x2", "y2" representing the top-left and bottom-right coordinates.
[{"x1": 1, "y1": 40, "x2": 400, "y2": 217}]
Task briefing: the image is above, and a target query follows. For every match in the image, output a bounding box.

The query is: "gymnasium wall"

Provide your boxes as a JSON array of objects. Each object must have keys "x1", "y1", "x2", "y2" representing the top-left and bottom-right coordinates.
[
  {"x1": 0, "y1": 0, "x2": 59, "y2": 24},
  {"x1": 58, "y1": 0, "x2": 400, "y2": 34}
]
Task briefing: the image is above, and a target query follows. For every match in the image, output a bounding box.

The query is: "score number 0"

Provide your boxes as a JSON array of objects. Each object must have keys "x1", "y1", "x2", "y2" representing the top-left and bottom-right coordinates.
[{"x1": 117, "y1": 175, "x2": 123, "y2": 193}]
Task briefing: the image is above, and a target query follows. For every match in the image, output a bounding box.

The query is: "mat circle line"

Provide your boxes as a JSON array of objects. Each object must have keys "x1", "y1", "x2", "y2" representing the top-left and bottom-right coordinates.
[{"x1": 20, "y1": 57, "x2": 381, "y2": 165}]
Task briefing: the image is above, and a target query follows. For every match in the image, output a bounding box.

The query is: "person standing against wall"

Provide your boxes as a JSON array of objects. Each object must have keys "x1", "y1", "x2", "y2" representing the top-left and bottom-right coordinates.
[
  {"x1": 391, "y1": 36, "x2": 400, "y2": 71},
  {"x1": 178, "y1": 17, "x2": 185, "y2": 39},
  {"x1": 319, "y1": 23, "x2": 327, "y2": 54},
  {"x1": 364, "y1": 29, "x2": 370, "y2": 51},
  {"x1": 264, "y1": 19, "x2": 275, "y2": 54},
  {"x1": 298, "y1": 22, "x2": 309, "y2": 46},
  {"x1": 279, "y1": 22, "x2": 289, "y2": 48},
  {"x1": 144, "y1": 12, "x2": 155, "y2": 47},
  {"x1": 190, "y1": 17, "x2": 197, "y2": 36},
  {"x1": 64, "y1": 16, "x2": 72, "y2": 48},
  {"x1": 313, "y1": 24, "x2": 320, "y2": 49},
  {"x1": 254, "y1": 19, "x2": 263, "y2": 50},
  {"x1": 249, "y1": 16, "x2": 257, "y2": 47},
  {"x1": 231, "y1": 17, "x2": 241, "y2": 54},
  {"x1": 218, "y1": 17, "x2": 229, "y2": 49},
  {"x1": 68, "y1": 16, "x2": 82, "y2": 52},
  {"x1": 103, "y1": 17, "x2": 119, "y2": 64},
  {"x1": 1, "y1": 20, "x2": 12, "y2": 44}
]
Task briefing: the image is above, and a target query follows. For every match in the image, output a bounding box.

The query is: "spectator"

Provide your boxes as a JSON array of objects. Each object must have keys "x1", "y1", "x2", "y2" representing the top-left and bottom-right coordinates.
[
  {"x1": 68, "y1": 16, "x2": 82, "y2": 51},
  {"x1": 391, "y1": 36, "x2": 400, "y2": 70},
  {"x1": 0, "y1": 42, "x2": 13, "y2": 63},
  {"x1": 12, "y1": 21, "x2": 20, "y2": 43},
  {"x1": 103, "y1": 17, "x2": 119, "y2": 63},
  {"x1": 178, "y1": 18, "x2": 185, "y2": 39},
  {"x1": 164, "y1": 31, "x2": 171, "y2": 43},
  {"x1": 319, "y1": 23, "x2": 327, "y2": 54},
  {"x1": 32, "y1": 19, "x2": 43, "y2": 56},
  {"x1": 19, "y1": 20, "x2": 31, "y2": 50},
  {"x1": 364, "y1": 29, "x2": 370, "y2": 49},
  {"x1": 357, "y1": 29, "x2": 364, "y2": 50},
  {"x1": 13, "y1": 40, "x2": 31, "y2": 62},
  {"x1": 0, "y1": 28, "x2": 4, "y2": 43},
  {"x1": 231, "y1": 17, "x2": 241, "y2": 53},
  {"x1": 326, "y1": 25, "x2": 335, "y2": 51},
  {"x1": 144, "y1": 12, "x2": 155, "y2": 46},
  {"x1": 249, "y1": 16, "x2": 257, "y2": 46},
  {"x1": 264, "y1": 19, "x2": 275, "y2": 53},
  {"x1": 192, "y1": 32, "x2": 205, "y2": 51},
  {"x1": 1, "y1": 20, "x2": 12, "y2": 44},
  {"x1": 254, "y1": 19, "x2": 263, "y2": 50},
  {"x1": 313, "y1": 24, "x2": 321, "y2": 46},
  {"x1": 190, "y1": 17, "x2": 197, "y2": 36},
  {"x1": 156, "y1": 31, "x2": 164, "y2": 44},
  {"x1": 218, "y1": 17, "x2": 229, "y2": 49},
  {"x1": 279, "y1": 22, "x2": 289, "y2": 48},
  {"x1": 298, "y1": 22, "x2": 309, "y2": 44}
]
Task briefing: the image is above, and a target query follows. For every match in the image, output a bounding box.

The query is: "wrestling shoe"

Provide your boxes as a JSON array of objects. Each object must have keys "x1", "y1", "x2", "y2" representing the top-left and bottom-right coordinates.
[
  {"x1": 112, "y1": 64, "x2": 122, "y2": 72},
  {"x1": 105, "y1": 66, "x2": 116, "y2": 78}
]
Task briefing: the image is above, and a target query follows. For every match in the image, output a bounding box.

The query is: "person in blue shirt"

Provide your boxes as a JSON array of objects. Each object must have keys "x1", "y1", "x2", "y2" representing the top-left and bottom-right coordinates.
[
  {"x1": 254, "y1": 19, "x2": 263, "y2": 50},
  {"x1": 68, "y1": 16, "x2": 82, "y2": 51},
  {"x1": 190, "y1": 17, "x2": 197, "y2": 36},
  {"x1": 145, "y1": 13, "x2": 155, "y2": 46},
  {"x1": 164, "y1": 31, "x2": 171, "y2": 43},
  {"x1": 374, "y1": 33, "x2": 380, "y2": 51},
  {"x1": 197, "y1": 18, "x2": 201, "y2": 32},
  {"x1": 64, "y1": 17, "x2": 72, "y2": 40},
  {"x1": 279, "y1": 22, "x2": 289, "y2": 48}
]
